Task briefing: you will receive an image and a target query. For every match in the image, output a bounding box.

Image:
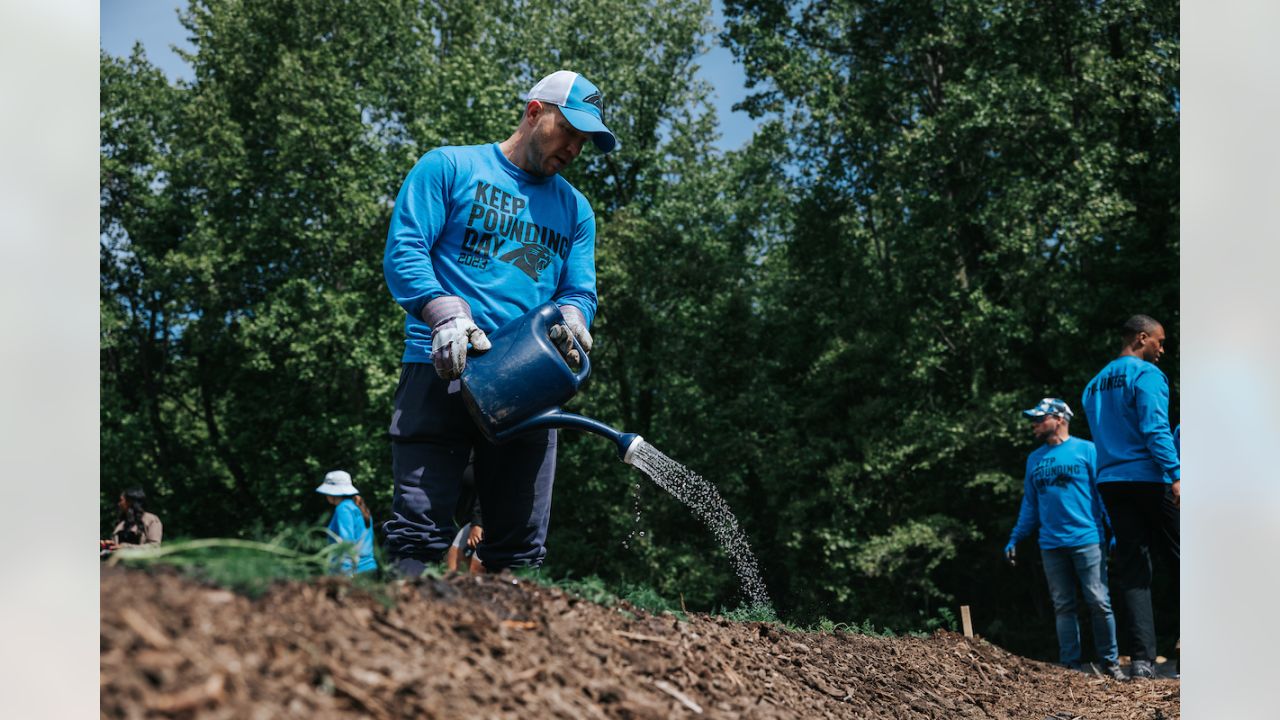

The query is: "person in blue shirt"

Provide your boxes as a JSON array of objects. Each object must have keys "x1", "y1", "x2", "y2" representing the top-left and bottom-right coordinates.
[
  {"x1": 382, "y1": 71, "x2": 617, "y2": 576},
  {"x1": 1080, "y1": 314, "x2": 1180, "y2": 680},
  {"x1": 1005, "y1": 398, "x2": 1124, "y2": 680},
  {"x1": 315, "y1": 470, "x2": 378, "y2": 575}
]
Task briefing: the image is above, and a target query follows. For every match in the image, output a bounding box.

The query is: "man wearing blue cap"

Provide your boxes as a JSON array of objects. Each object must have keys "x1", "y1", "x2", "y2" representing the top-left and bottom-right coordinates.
[
  {"x1": 1005, "y1": 397, "x2": 1125, "y2": 680},
  {"x1": 382, "y1": 71, "x2": 619, "y2": 576},
  {"x1": 1080, "y1": 314, "x2": 1180, "y2": 680}
]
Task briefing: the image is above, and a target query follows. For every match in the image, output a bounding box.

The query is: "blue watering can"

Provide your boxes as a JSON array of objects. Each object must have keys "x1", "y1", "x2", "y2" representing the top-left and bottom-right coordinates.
[{"x1": 460, "y1": 302, "x2": 642, "y2": 462}]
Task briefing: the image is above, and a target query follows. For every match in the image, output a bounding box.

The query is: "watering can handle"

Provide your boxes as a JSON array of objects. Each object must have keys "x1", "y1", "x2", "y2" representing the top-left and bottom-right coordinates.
[
  {"x1": 532, "y1": 302, "x2": 592, "y2": 385},
  {"x1": 567, "y1": 326, "x2": 591, "y2": 383}
]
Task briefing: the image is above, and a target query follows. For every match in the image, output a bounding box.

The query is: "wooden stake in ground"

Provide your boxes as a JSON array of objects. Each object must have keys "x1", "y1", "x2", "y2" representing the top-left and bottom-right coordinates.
[{"x1": 960, "y1": 605, "x2": 973, "y2": 638}]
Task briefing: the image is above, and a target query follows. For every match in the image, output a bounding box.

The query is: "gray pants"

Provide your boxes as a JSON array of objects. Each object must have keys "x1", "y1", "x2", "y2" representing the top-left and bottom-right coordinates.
[{"x1": 384, "y1": 363, "x2": 557, "y2": 572}]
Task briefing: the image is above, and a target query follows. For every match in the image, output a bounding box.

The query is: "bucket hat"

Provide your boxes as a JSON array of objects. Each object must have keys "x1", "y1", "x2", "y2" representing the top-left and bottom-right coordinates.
[{"x1": 315, "y1": 470, "x2": 360, "y2": 496}]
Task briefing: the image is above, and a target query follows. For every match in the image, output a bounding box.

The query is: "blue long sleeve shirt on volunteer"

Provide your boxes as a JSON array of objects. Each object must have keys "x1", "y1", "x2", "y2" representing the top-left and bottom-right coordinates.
[
  {"x1": 1080, "y1": 356, "x2": 1180, "y2": 484},
  {"x1": 328, "y1": 499, "x2": 378, "y2": 575},
  {"x1": 384, "y1": 143, "x2": 598, "y2": 363},
  {"x1": 1008, "y1": 437, "x2": 1108, "y2": 550}
]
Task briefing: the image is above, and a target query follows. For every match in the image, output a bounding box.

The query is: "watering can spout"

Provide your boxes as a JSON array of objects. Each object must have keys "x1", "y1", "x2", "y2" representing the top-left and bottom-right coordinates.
[
  {"x1": 497, "y1": 409, "x2": 643, "y2": 462},
  {"x1": 619, "y1": 432, "x2": 643, "y2": 464}
]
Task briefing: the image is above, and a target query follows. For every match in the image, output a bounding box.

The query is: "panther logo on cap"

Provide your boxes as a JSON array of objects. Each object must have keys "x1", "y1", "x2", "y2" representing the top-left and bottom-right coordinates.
[{"x1": 582, "y1": 92, "x2": 604, "y2": 118}]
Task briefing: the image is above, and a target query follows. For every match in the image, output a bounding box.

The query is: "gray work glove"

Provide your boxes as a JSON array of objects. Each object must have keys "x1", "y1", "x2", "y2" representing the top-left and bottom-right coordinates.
[
  {"x1": 1003, "y1": 543, "x2": 1017, "y2": 567},
  {"x1": 550, "y1": 305, "x2": 593, "y2": 368},
  {"x1": 423, "y1": 296, "x2": 491, "y2": 380}
]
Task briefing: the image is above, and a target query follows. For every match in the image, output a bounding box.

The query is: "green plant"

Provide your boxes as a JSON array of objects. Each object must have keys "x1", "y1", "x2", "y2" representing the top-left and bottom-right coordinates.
[
  {"x1": 926, "y1": 606, "x2": 959, "y2": 633},
  {"x1": 109, "y1": 525, "x2": 362, "y2": 597},
  {"x1": 714, "y1": 601, "x2": 779, "y2": 624}
]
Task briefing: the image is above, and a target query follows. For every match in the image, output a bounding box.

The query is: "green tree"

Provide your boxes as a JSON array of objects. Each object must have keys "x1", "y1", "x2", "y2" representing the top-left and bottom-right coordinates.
[
  {"x1": 101, "y1": 0, "x2": 1181, "y2": 663},
  {"x1": 722, "y1": 0, "x2": 1178, "y2": 645},
  {"x1": 101, "y1": 47, "x2": 197, "y2": 527},
  {"x1": 101, "y1": 0, "x2": 533, "y2": 533},
  {"x1": 100, "y1": 0, "x2": 766, "y2": 591}
]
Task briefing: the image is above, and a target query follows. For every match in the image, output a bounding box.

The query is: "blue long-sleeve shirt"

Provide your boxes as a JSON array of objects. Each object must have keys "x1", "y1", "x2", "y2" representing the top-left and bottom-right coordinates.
[
  {"x1": 384, "y1": 143, "x2": 598, "y2": 363},
  {"x1": 327, "y1": 499, "x2": 377, "y2": 575},
  {"x1": 1008, "y1": 437, "x2": 1108, "y2": 550},
  {"x1": 1081, "y1": 356, "x2": 1180, "y2": 484}
]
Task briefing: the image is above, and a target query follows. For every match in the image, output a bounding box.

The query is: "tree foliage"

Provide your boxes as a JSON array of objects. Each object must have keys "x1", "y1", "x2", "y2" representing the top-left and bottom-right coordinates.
[
  {"x1": 102, "y1": 0, "x2": 1178, "y2": 659},
  {"x1": 718, "y1": 0, "x2": 1179, "y2": 642}
]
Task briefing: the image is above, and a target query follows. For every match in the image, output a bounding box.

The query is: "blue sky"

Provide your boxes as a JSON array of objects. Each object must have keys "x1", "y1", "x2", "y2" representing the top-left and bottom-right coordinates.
[{"x1": 99, "y1": 0, "x2": 756, "y2": 151}]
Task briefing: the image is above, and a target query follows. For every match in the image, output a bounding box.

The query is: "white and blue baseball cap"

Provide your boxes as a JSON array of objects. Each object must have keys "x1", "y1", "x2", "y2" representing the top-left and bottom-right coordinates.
[
  {"x1": 527, "y1": 70, "x2": 619, "y2": 153},
  {"x1": 1022, "y1": 397, "x2": 1074, "y2": 421}
]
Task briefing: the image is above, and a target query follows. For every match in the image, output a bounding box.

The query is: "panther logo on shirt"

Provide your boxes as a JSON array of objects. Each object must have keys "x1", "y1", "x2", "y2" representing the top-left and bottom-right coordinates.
[
  {"x1": 1044, "y1": 472, "x2": 1073, "y2": 489},
  {"x1": 499, "y1": 241, "x2": 554, "y2": 281},
  {"x1": 1031, "y1": 458, "x2": 1087, "y2": 492}
]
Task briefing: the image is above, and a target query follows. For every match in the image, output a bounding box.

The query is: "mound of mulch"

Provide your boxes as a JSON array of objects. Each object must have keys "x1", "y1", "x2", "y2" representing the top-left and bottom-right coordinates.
[{"x1": 100, "y1": 566, "x2": 1179, "y2": 719}]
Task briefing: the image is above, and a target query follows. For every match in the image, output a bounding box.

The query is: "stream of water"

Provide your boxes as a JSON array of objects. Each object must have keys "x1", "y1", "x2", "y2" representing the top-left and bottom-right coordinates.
[
  {"x1": 622, "y1": 480, "x2": 644, "y2": 549},
  {"x1": 624, "y1": 440, "x2": 773, "y2": 614}
]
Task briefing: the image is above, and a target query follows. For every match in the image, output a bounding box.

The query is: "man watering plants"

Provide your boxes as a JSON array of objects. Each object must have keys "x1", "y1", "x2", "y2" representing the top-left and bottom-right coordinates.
[
  {"x1": 1080, "y1": 314, "x2": 1180, "y2": 680},
  {"x1": 1004, "y1": 398, "x2": 1125, "y2": 681},
  {"x1": 382, "y1": 71, "x2": 617, "y2": 577}
]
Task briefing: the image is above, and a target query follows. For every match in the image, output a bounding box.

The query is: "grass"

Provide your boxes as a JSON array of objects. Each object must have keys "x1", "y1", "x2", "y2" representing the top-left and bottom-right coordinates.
[
  {"x1": 715, "y1": 601, "x2": 780, "y2": 625},
  {"x1": 108, "y1": 524, "x2": 371, "y2": 598},
  {"x1": 517, "y1": 571, "x2": 791, "y2": 627},
  {"x1": 511, "y1": 569, "x2": 689, "y2": 620},
  {"x1": 110, "y1": 532, "x2": 912, "y2": 638},
  {"x1": 816, "y1": 618, "x2": 898, "y2": 638}
]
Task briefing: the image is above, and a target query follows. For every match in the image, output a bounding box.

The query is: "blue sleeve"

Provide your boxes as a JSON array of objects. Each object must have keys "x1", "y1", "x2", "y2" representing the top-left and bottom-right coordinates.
[
  {"x1": 551, "y1": 195, "x2": 598, "y2": 328},
  {"x1": 1174, "y1": 424, "x2": 1180, "y2": 457},
  {"x1": 1135, "y1": 368, "x2": 1181, "y2": 481},
  {"x1": 1008, "y1": 463, "x2": 1040, "y2": 546},
  {"x1": 1086, "y1": 444, "x2": 1111, "y2": 538},
  {"x1": 332, "y1": 504, "x2": 365, "y2": 574},
  {"x1": 384, "y1": 151, "x2": 454, "y2": 321},
  {"x1": 334, "y1": 503, "x2": 363, "y2": 543}
]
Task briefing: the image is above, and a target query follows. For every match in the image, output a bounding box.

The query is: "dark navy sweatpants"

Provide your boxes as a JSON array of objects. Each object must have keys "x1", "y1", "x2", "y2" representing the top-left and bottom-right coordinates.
[
  {"x1": 385, "y1": 363, "x2": 556, "y2": 572},
  {"x1": 1098, "y1": 481, "x2": 1180, "y2": 662}
]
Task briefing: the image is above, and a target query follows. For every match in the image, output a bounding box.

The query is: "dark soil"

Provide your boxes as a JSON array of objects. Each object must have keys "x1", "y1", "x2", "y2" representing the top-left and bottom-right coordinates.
[{"x1": 101, "y1": 566, "x2": 1179, "y2": 719}]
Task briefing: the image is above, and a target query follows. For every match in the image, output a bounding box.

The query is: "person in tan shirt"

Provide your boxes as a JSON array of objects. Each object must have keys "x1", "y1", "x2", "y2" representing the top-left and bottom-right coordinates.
[{"x1": 104, "y1": 487, "x2": 163, "y2": 550}]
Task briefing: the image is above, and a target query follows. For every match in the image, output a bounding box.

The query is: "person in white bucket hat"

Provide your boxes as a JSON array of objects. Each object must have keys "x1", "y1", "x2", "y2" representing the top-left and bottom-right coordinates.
[
  {"x1": 315, "y1": 470, "x2": 378, "y2": 575},
  {"x1": 382, "y1": 70, "x2": 618, "y2": 577}
]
